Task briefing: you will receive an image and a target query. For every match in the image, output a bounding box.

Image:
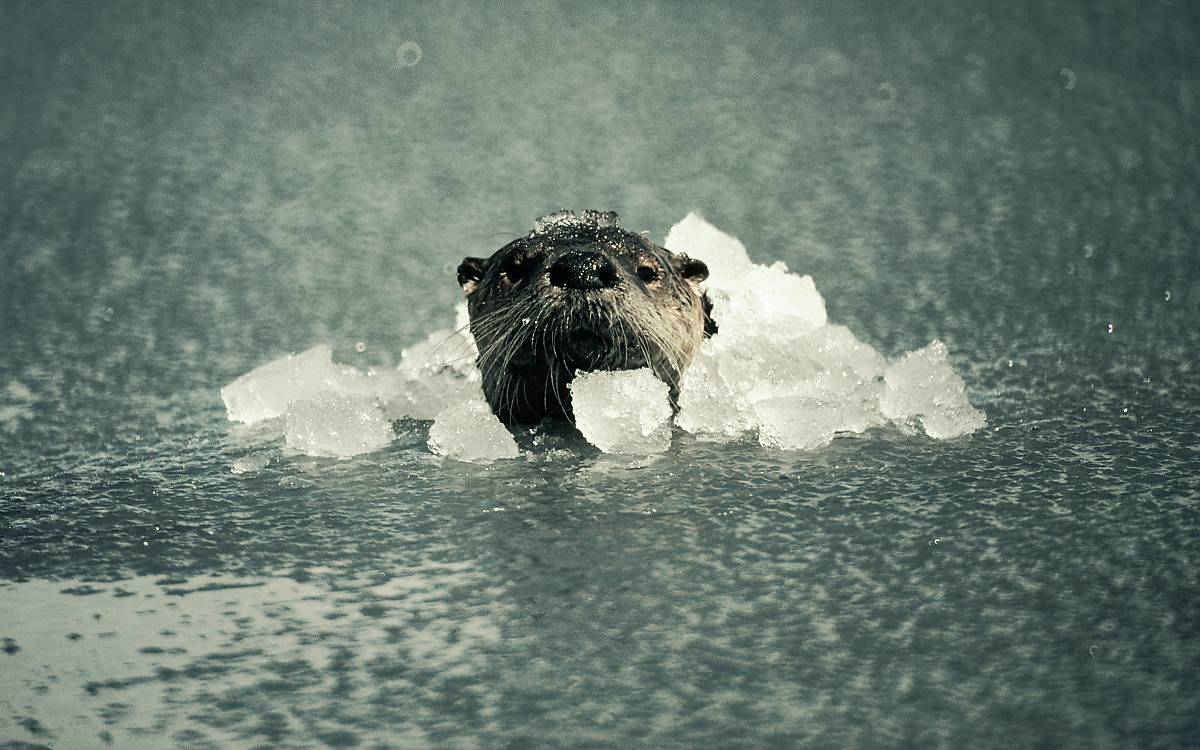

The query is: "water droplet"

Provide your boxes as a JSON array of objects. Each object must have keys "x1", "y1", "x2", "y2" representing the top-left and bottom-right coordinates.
[
  {"x1": 355, "y1": 341, "x2": 367, "y2": 353},
  {"x1": 396, "y1": 42, "x2": 422, "y2": 67},
  {"x1": 1164, "y1": 290, "x2": 1171, "y2": 301},
  {"x1": 1060, "y1": 67, "x2": 1076, "y2": 90},
  {"x1": 1107, "y1": 323, "x2": 1114, "y2": 334},
  {"x1": 1083, "y1": 243, "x2": 1095, "y2": 259}
]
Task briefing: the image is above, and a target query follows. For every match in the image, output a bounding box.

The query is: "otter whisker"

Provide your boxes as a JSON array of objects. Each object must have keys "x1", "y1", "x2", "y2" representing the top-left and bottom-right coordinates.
[{"x1": 454, "y1": 209, "x2": 712, "y2": 423}]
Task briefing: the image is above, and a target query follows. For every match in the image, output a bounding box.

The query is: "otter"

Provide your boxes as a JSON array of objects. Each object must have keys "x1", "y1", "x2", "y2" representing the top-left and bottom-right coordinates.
[{"x1": 457, "y1": 210, "x2": 716, "y2": 424}]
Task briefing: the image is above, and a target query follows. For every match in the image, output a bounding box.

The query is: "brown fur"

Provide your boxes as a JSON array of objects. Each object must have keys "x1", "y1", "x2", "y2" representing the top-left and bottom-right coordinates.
[{"x1": 457, "y1": 210, "x2": 714, "y2": 424}]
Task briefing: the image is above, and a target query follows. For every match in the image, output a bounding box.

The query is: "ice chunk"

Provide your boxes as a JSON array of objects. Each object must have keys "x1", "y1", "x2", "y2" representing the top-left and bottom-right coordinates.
[
  {"x1": 569, "y1": 369, "x2": 673, "y2": 454},
  {"x1": 706, "y1": 262, "x2": 827, "y2": 344},
  {"x1": 379, "y1": 322, "x2": 483, "y2": 420},
  {"x1": 754, "y1": 395, "x2": 883, "y2": 451},
  {"x1": 428, "y1": 399, "x2": 519, "y2": 463},
  {"x1": 222, "y1": 310, "x2": 483, "y2": 433},
  {"x1": 670, "y1": 216, "x2": 982, "y2": 451},
  {"x1": 666, "y1": 215, "x2": 825, "y2": 346},
  {"x1": 329, "y1": 364, "x2": 407, "y2": 401},
  {"x1": 674, "y1": 341, "x2": 754, "y2": 441},
  {"x1": 398, "y1": 326, "x2": 478, "y2": 382},
  {"x1": 285, "y1": 392, "x2": 395, "y2": 458},
  {"x1": 385, "y1": 325, "x2": 484, "y2": 420},
  {"x1": 807, "y1": 324, "x2": 888, "y2": 380},
  {"x1": 879, "y1": 340, "x2": 986, "y2": 439},
  {"x1": 664, "y1": 211, "x2": 753, "y2": 282},
  {"x1": 221, "y1": 345, "x2": 341, "y2": 424},
  {"x1": 222, "y1": 346, "x2": 411, "y2": 425},
  {"x1": 383, "y1": 378, "x2": 485, "y2": 422},
  {"x1": 754, "y1": 397, "x2": 847, "y2": 451},
  {"x1": 677, "y1": 322, "x2": 885, "y2": 444}
]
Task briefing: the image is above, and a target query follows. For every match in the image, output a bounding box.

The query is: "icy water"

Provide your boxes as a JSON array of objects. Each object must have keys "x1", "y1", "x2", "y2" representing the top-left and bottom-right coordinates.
[{"x1": 2, "y1": 1, "x2": 1199, "y2": 747}]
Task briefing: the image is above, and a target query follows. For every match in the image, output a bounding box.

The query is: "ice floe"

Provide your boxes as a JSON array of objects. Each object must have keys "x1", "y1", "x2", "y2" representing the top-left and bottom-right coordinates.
[{"x1": 219, "y1": 213, "x2": 983, "y2": 460}]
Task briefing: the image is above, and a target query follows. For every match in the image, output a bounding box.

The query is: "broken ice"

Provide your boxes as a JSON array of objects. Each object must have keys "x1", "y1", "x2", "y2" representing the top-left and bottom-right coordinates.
[
  {"x1": 219, "y1": 305, "x2": 485, "y2": 458},
  {"x1": 221, "y1": 304, "x2": 483, "y2": 429},
  {"x1": 569, "y1": 368, "x2": 673, "y2": 454},
  {"x1": 428, "y1": 398, "x2": 519, "y2": 463},
  {"x1": 384, "y1": 311, "x2": 484, "y2": 420},
  {"x1": 220, "y1": 345, "x2": 342, "y2": 425},
  {"x1": 219, "y1": 215, "x2": 984, "y2": 461},
  {"x1": 668, "y1": 212, "x2": 984, "y2": 450},
  {"x1": 880, "y1": 340, "x2": 987, "y2": 439},
  {"x1": 285, "y1": 392, "x2": 395, "y2": 458},
  {"x1": 220, "y1": 346, "x2": 400, "y2": 458}
]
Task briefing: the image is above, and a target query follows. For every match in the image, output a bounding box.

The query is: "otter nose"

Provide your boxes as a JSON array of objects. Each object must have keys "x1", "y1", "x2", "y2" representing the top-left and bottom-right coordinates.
[{"x1": 548, "y1": 250, "x2": 619, "y2": 290}]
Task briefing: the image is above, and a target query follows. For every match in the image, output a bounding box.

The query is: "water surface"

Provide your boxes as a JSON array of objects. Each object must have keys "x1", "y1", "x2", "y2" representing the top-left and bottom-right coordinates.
[{"x1": 2, "y1": 1, "x2": 1198, "y2": 747}]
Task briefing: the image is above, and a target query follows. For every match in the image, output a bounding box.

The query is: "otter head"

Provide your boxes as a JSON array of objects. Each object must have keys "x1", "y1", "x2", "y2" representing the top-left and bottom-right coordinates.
[{"x1": 457, "y1": 210, "x2": 716, "y2": 424}]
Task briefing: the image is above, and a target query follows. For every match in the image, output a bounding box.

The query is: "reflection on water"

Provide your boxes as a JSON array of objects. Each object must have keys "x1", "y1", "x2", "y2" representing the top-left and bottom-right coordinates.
[{"x1": 2, "y1": 568, "x2": 509, "y2": 747}]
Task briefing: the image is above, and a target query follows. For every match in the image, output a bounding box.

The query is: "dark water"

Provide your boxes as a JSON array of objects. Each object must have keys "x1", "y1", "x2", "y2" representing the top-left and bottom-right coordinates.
[{"x1": 2, "y1": 1, "x2": 1198, "y2": 747}]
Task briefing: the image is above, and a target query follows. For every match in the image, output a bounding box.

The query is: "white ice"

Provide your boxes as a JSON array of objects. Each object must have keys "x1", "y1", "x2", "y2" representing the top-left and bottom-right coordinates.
[
  {"x1": 220, "y1": 302, "x2": 487, "y2": 458},
  {"x1": 428, "y1": 398, "x2": 519, "y2": 463},
  {"x1": 879, "y1": 340, "x2": 987, "y2": 439},
  {"x1": 220, "y1": 345, "x2": 343, "y2": 425},
  {"x1": 285, "y1": 392, "x2": 395, "y2": 458},
  {"x1": 668, "y1": 212, "x2": 984, "y2": 450},
  {"x1": 221, "y1": 217, "x2": 983, "y2": 459},
  {"x1": 568, "y1": 368, "x2": 673, "y2": 454},
  {"x1": 220, "y1": 347, "x2": 398, "y2": 458},
  {"x1": 383, "y1": 307, "x2": 484, "y2": 420}
]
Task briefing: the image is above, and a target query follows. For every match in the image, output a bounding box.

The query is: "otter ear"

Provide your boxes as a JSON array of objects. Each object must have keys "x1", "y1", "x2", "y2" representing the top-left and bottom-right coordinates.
[
  {"x1": 674, "y1": 253, "x2": 709, "y2": 284},
  {"x1": 457, "y1": 257, "x2": 488, "y2": 294}
]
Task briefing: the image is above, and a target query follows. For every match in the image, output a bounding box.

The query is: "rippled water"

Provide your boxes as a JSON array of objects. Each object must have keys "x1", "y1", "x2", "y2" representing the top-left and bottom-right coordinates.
[{"x1": 2, "y1": 1, "x2": 1198, "y2": 747}]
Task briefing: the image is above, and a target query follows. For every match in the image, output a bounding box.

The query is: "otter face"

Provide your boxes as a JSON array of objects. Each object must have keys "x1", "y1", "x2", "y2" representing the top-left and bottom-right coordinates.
[{"x1": 457, "y1": 210, "x2": 715, "y2": 424}]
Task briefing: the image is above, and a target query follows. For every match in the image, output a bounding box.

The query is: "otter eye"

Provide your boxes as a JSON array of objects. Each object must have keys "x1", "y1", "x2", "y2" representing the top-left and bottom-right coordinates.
[
  {"x1": 636, "y1": 265, "x2": 659, "y2": 284},
  {"x1": 501, "y1": 253, "x2": 533, "y2": 283}
]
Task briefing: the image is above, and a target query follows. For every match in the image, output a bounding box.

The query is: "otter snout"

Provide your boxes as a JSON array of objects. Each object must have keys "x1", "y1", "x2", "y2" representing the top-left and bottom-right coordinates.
[
  {"x1": 457, "y1": 210, "x2": 717, "y2": 424},
  {"x1": 548, "y1": 250, "x2": 619, "y2": 290}
]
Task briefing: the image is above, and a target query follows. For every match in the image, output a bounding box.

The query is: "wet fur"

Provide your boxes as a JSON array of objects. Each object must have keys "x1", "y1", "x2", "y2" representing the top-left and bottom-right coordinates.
[{"x1": 458, "y1": 212, "x2": 714, "y2": 424}]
